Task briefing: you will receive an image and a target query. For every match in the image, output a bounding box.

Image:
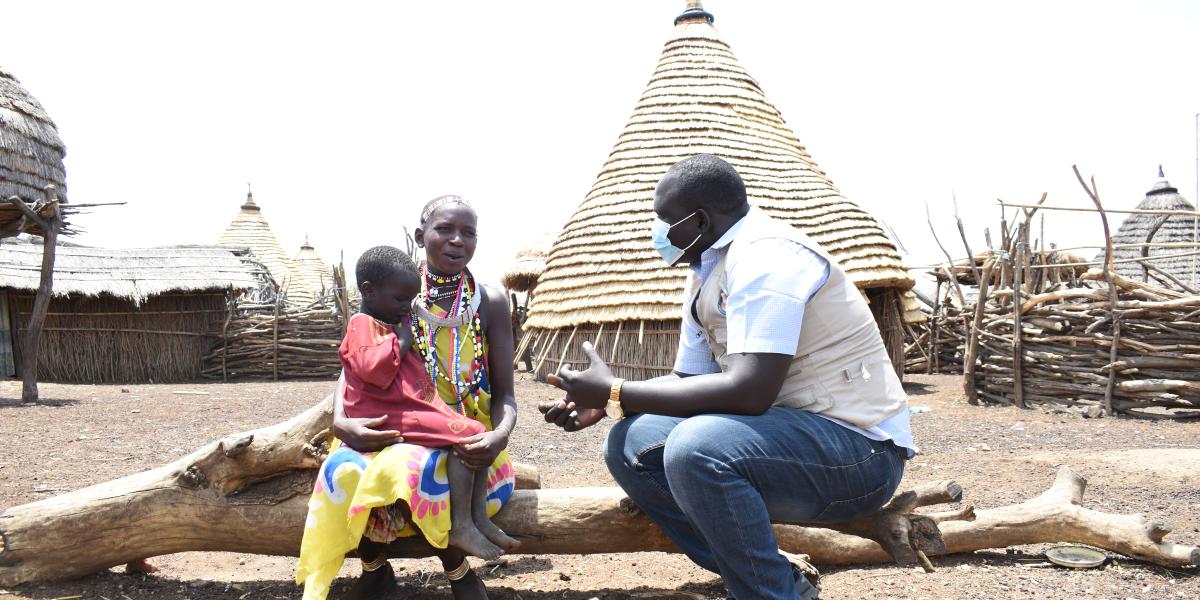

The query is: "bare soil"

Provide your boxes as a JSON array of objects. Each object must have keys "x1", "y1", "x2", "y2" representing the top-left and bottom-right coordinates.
[{"x1": 1, "y1": 373, "x2": 1197, "y2": 599}]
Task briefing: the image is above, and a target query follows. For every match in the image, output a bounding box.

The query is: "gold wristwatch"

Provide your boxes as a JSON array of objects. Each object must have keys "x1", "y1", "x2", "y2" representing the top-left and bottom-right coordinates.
[{"x1": 605, "y1": 377, "x2": 626, "y2": 419}]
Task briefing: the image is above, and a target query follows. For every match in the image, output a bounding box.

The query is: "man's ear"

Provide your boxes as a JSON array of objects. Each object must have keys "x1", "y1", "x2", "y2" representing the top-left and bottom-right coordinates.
[
  {"x1": 359, "y1": 281, "x2": 374, "y2": 297},
  {"x1": 695, "y1": 208, "x2": 712, "y2": 233},
  {"x1": 413, "y1": 227, "x2": 425, "y2": 248}
]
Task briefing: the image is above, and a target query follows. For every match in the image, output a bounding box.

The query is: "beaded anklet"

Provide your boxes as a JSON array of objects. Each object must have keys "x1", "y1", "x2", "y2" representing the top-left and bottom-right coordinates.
[{"x1": 361, "y1": 555, "x2": 389, "y2": 572}]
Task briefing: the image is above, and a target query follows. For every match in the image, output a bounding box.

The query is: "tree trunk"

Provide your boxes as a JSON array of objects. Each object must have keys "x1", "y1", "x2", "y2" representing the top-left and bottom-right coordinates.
[
  {"x1": 2, "y1": 398, "x2": 1195, "y2": 585},
  {"x1": 18, "y1": 202, "x2": 59, "y2": 403}
]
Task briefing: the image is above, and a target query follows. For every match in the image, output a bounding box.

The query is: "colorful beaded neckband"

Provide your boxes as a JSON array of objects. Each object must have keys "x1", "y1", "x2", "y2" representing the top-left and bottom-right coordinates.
[{"x1": 410, "y1": 263, "x2": 486, "y2": 416}]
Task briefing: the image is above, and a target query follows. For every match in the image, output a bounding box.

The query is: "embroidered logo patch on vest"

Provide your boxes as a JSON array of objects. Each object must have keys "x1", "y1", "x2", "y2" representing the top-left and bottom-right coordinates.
[{"x1": 717, "y1": 288, "x2": 728, "y2": 317}]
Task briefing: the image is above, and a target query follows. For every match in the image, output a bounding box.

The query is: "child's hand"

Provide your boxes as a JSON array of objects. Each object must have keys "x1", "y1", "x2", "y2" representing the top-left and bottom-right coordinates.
[
  {"x1": 453, "y1": 430, "x2": 508, "y2": 470},
  {"x1": 333, "y1": 414, "x2": 404, "y2": 451},
  {"x1": 395, "y1": 322, "x2": 415, "y2": 356}
]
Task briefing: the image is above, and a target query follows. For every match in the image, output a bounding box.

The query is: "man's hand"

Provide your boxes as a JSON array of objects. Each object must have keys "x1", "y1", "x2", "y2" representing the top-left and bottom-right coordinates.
[
  {"x1": 332, "y1": 414, "x2": 404, "y2": 452},
  {"x1": 538, "y1": 399, "x2": 605, "y2": 432},
  {"x1": 453, "y1": 429, "x2": 509, "y2": 471},
  {"x1": 545, "y1": 341, "x2": 613, "y2": 410}
]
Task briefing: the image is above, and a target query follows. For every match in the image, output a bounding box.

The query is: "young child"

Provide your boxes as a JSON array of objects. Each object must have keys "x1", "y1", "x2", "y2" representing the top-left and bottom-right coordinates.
[{"x1": 340, "y1": 245, "x2": 517, "y2": 559}]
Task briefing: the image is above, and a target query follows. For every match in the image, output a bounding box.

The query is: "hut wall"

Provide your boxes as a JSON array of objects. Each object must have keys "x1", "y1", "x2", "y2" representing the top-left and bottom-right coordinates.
[
  {"x1": 530, "y1": 319, "x2": 680, "y2": 383},
  {"x1": 0, "y1": 291, "x2": 13, "y2": 377},
  {"x1": 528, "y1": 302, "x2": 909, "y2": 384},
  {"x1": 8, "y1": 291, "x2": 225, "y2": 383}
]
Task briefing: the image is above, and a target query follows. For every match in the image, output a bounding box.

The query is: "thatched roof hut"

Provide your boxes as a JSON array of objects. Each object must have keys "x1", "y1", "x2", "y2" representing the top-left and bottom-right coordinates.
[
  {"x1": 501, "y1": 233, "x2": 556, "y2": 293},
  {"x1": 288, "y1": 237, "x2": 333, "y2": 307},
  {"x1": 521, "y1": 2, "x2": 914, "y2": 381},
  {"x1": 1097, "y1": 169, "x2": 1199, "y2": 291},
  {"x1": 0, "y1": 66, "x2": 67, "y2": 238},
  {"x1": 0, "y1": 237, "x2": 268, "y2": 382},
  {"x1": 217, "y1": 189, "x2": 294, "y2": 291}
]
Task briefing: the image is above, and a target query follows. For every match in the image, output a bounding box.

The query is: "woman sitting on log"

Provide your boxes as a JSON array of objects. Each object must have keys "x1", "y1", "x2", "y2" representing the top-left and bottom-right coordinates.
[{"x1": 297, "y1": 196, "x2": 519, "y2": 600}]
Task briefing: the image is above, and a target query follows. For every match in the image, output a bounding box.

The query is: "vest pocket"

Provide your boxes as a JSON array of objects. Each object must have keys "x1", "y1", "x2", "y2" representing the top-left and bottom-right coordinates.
[{"x1": 775, "y1": 380, "x2": 833, "y2": 412}]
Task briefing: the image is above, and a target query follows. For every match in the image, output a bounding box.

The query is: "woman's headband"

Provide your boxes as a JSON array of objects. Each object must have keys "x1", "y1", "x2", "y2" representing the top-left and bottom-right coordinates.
[{"x1": 421, "y1": 195, "x2": 471, "y2": 224}]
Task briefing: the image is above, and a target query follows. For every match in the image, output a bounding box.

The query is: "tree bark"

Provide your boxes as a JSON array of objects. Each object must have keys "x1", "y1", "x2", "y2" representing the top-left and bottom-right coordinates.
[
  {"x1": 2, "y1": 398, "x2": 1195, "y2": 585},
  {"x1": 18, "y1": 201, "x2": 59, "y2": 402}
]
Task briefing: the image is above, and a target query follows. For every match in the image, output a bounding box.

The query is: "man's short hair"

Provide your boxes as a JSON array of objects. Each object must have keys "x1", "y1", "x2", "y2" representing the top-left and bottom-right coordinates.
[
  {"x1": 665, "y1": 154, "x2": 748, "y2": 213},
  {"x1": 356, "y1": 245, "x2": 417, "y2": 289}
]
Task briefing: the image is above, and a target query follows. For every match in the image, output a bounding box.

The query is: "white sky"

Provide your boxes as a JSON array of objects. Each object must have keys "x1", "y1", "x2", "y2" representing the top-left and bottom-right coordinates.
[{"x1": 3, "y1": 1, "x2": 1199, "y2": 291}]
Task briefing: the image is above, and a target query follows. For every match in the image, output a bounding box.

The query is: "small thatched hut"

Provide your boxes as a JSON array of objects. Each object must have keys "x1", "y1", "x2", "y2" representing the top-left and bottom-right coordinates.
[
  {"x1": 288, "y1": 237, "x2": 334, "y2": 307},
  {"x1": 0, "y1": 237, "x2": 266, "y2": 382},
  {"x1": 0, "y1": 66, "x2": 66, "y2": 237},
  {"x1": 522, "y1": 2, "x2": 914, "y2": 381},
  {"x1": 1098, "y1": 168, "x2": 1199, "y2": 291},
  {"x1": 501, "y1": 233, "x2": 556, "y2": 294},
  {"x1": 217, "y1": 189, "x2": 294, "y2": 292}
]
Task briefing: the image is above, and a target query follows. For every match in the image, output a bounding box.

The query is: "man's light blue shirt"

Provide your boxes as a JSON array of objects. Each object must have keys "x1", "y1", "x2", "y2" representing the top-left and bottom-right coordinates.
[{"x1": 672, "y1": 210, "x2": 917, "y2": 457}]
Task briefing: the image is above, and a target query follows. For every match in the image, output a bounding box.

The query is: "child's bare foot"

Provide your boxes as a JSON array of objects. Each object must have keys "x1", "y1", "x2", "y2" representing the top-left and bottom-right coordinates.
[
  {"x1": 342, "y1": 561, "x2": 395, "y2": 600},
  {"x1": 474, "y1": 516, "x2": 520, "y2": 552},
  {"x1": 449, "y1": 526, "x2": 503, "y2": 560}
]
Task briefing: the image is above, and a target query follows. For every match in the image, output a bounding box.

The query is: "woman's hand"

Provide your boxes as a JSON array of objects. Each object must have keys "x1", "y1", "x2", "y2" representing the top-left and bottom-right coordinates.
[
  {"x1": 538, "y1": 399, "x2": 605, "y2": 432},
  {"x1": 454, "y1": 429, "x2": 509, "y2": 471},
  {"x1": 332, "y1": 413, "x2": 404, "y2": 452},
  {"x1": 545, "y1": 341, "x2": 613, "y2": 410}
]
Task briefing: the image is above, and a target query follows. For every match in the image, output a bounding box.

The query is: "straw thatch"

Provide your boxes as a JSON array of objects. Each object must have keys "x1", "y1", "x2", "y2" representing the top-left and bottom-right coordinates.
[
  {"x1": 520, "y1": 2, "x2": 912, "y2": 381},
  {"x1": 218, "y1": 189, "x2": 295, "y2": 292},
  {"x1": 287, "y1": 237, "x2": 333, "y2": 307},
  {"x1": 1098, "y1": 169, "x2": 1199, "y2": 291},
  {"x1": 0, "y1": 66, "x2": 67, "y2": 238},
  {"x1": 0, "y1": 238, "x2": 268, "y2": 383},
  {"x1": 501, "y1": 233, "x2": 556, "y2": 293},
  {"x1": 0, "y1": 236, "x2": 263, "y2": 304}
]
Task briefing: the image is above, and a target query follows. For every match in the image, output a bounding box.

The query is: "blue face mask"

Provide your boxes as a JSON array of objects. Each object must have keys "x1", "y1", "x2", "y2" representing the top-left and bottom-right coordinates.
[{"x1": 650, "y1": 210, "x2": 701, "y2": 266}]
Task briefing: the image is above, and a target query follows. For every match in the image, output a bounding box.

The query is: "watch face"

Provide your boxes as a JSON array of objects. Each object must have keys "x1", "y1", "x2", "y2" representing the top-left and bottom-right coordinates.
[{"x1": 605, "y1": 402, "x2": 622, "y2": 419}]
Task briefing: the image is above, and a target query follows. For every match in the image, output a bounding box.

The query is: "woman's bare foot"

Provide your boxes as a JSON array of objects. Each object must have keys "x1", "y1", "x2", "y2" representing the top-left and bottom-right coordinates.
[
  {"x1": 342, "y1": 561, "x2": 395, "y2": 600},
  {"x1": 448, "y1": 566, "x2": 489, "y2": 600},
  {"x1": 449, "y1": 525, "x2": 503, "y2": 560}
]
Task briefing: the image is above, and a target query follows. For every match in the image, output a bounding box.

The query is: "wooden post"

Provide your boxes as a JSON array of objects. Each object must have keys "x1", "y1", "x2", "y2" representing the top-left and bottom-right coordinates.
[
  {"x1": 610, "y1": 320, "x2": 624, "y2": 362},
  {"x1": 1073, "y1": 166, "x2": 1120, "y2": 415},
  {"x1": 963, "y1": 259, "x2": 996, "y2": 405},
  {"x1": 272, "y1": 295, "x2": 280, "y2": 382},
  {"x1": 14, "y1": 194, "x2": 61, "y2": 403},
  {"x1": 927, "y1": 280, "x2": 941, "y2": 374},
  {"x1": 221, "y1": 299, "x2": 234, "y2": 382},
  {"x1": 1011, "y1": 232, "x2": 1026, "y2": 409}
]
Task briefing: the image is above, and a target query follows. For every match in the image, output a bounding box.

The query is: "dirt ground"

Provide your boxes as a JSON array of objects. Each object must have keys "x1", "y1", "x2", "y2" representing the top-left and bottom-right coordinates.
[{"x1": 1, "y1": 373, "x2": 1198, "y2": 599}]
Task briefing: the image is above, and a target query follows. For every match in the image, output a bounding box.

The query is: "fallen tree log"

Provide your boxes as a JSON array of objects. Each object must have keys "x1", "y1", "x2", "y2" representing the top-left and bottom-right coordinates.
[{"x1": 2, "y1": 399, "x2": 1196, "y2": 585}]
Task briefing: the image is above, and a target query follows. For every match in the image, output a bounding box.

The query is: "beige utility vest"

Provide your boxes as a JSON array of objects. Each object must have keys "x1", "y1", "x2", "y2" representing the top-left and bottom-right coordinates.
[{"x1": 688, "y1": 213, "x2": 907, "y2": 429}]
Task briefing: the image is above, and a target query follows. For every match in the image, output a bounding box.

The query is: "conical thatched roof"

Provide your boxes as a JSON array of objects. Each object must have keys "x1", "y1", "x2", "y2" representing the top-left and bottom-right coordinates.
[
  {"x1": 501, "y1": 232, "x2": 556, "y2": 293},
  {"x1": 1098, "y1": 169, "x2": 1199, "y2": 290},
  {"x1": 217, "y1": 189, "x2": 294, "y2": 289},
  {"x1": 0, "y1": 66, "x2": 67, "y2": 237},
  {"x1": 526, "y1": 3, "x2": 912, "y2": 330},
  {"x1": 288, "y1": 237, "x2": 333, "y2": 306}
]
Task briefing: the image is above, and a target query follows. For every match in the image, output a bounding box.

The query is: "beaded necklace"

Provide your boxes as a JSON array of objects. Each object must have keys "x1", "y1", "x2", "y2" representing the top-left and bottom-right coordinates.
[{"x1": 411, "y1": 263, "x2": 486, "y2": 416}]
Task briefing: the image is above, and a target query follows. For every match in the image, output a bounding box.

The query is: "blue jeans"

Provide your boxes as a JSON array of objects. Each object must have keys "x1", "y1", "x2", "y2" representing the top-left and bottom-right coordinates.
[{"x1": 605, "y1": 408, "x2": 905, "y2": 600}]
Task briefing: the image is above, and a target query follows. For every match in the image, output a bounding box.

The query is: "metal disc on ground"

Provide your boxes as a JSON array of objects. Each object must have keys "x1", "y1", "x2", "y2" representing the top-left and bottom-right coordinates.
[{"x1": 1044, "y1": 545, "x2": 1107, "y2": 569}]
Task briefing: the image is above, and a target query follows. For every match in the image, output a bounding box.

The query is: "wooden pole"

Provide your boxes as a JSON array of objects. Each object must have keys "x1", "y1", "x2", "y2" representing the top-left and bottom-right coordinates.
[
  {"x1": 927, "y1": 280, "x2": 941, "y2": 375},
  {"x1": 963, "y1": 259, "x2": 996, "y2": 405},
  {"x1": 17, "y1": 195, "x2": 60, "y2": 403},
  {"x1": 1011, "y1": 231, "x2": 1026, "y2": 409},
  {"x1": 1073, "y1": 166, "x2": 1120, "y2": 415},
  {"x1": 221, "y1": 299, "x2": 234, "y2": 383},
  {"x1": 272, "y1": 296, "x2": 280, "y2": 382}
]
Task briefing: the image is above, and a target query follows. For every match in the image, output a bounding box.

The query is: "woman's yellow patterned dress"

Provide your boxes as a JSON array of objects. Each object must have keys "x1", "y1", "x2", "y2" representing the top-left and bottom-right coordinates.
[{"x1": 296, "y1": 301, "x2": 515, "y2": 600}]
